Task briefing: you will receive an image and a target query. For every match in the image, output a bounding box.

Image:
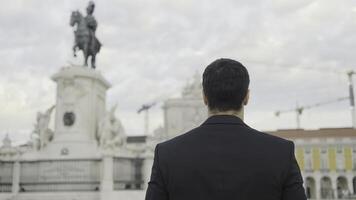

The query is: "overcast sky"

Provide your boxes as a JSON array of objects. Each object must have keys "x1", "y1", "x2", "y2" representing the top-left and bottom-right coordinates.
[{"x1": 1, "y1": 0, "x2": 356, "y2": 144}]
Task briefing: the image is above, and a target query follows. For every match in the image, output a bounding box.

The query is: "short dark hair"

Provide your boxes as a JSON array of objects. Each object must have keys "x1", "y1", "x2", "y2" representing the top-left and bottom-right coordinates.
[{"x1": 202, "y1": 58, "x2": 250, "y2": 111}]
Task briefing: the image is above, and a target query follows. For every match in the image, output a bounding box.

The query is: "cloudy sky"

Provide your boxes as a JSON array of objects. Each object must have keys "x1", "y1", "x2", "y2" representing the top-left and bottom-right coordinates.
[{"x1": 1, "y1": 0, "x2": 356, "y2": 144}]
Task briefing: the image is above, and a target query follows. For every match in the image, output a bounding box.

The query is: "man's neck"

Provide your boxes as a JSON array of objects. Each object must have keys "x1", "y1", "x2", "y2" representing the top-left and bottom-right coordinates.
[{"x1": 208, "y1": 108, "x2": 244, "y2": 121}]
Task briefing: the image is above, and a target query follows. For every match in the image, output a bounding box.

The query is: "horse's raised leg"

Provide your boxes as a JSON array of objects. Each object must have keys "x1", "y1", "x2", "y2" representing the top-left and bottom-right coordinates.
[
  {"x1": 85, "y1": 55, "x2": 89, "y2": 67},
  {"x1": 83, "y1": 45, "x2": 89, "y2": 67},
  {"x1": 91, "y1": 54, "x2": 96, "y2": 69},
  {"x1": 73, "y1": 45, "x2": 77, "y2": 57}
]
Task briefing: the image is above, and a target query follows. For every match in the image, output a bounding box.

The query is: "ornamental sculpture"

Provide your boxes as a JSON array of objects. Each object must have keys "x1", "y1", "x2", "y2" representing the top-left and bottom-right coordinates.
[
  {"x1": 70, "y1": 1, "x2": 101, "y2": 69},
  {"x1": 97, "y1": 105, "x2": 126, "y2": 150},
  {"x1": 31, "y1": 105, "x2": 55, "y2": 150}
]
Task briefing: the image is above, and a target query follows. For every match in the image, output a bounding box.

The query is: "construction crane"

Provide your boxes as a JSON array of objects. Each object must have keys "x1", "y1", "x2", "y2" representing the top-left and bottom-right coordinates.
[
  {"x1": 275, "y1": 97, "x2": 349, "y2": 129},
  {"x1": 275, "y1": 69, "x2": 356, "y2": 129},
  {"x1": 347, "y1": 70, "x2": 356, "y2": 128},
  {"x1": 137, "y1": 102, "x2": 156, "y2": 135}
]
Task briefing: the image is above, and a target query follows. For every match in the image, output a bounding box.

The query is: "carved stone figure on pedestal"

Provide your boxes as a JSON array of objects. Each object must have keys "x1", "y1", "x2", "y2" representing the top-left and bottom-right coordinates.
[
  {"x1": 31, "y1": 105, "x2": 55, "y2": 150},
  {"x1": 97, "y1": 105, "x2": 126, "y2": 150},
  {"x1": 70, "y1": 1, "x2": 101, "y2": 69}
]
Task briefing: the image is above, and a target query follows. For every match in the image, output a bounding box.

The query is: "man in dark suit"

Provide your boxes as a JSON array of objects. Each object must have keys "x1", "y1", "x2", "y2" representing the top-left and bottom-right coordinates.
[{"x1": 145, "y1": 58, "x2": 307, "y2": 200}]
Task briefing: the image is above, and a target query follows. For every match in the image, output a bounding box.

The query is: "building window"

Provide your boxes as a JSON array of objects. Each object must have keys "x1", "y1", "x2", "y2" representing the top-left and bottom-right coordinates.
[
  {"x1": 353, "y1": 147, "x2": 356, "y2": 170},
  {"x1": 337, "y1": 145, "x2": 345, "y2": 170},
  {"x1": 320, "y1": 147, "x2": 328, "y2": 170},
  {"x1": 305, "y1": 148, "x2": 312, "y2": 171}
]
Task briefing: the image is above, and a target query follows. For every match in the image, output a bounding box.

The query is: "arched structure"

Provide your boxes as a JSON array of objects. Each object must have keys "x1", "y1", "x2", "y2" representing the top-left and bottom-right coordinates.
[
  {"x1": 320, "y1": 176, "x2": 333, "y2": 199},
  {"x1": 305, "y1": 177, "x2": 316, "y2": 199},
  {"x1": 336, "y1": 176, "x2": 349, "y2": 199}
]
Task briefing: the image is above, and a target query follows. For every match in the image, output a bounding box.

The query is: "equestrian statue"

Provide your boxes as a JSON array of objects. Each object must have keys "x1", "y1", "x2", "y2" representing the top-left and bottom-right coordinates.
[{"x1": 70, "y1": 1, "x2": 101, "y2": 69}]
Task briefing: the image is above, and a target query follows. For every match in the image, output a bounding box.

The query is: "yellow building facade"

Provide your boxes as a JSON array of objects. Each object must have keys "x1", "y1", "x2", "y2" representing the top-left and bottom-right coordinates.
[{"x1": 270, "y1": 128, "x2": 356, "y2": 200}]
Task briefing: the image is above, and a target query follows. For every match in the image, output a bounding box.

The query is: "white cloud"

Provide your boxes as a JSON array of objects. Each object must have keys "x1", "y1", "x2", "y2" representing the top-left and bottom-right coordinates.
[{"x1": 1, "y1": 0, "x2": 356, "y2": 143}]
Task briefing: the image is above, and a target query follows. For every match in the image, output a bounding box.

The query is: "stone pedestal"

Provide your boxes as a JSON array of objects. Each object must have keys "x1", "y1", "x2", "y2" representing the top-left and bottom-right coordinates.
[{"x1": 42, "y1": 66, "x2": 111, "y2": 157}]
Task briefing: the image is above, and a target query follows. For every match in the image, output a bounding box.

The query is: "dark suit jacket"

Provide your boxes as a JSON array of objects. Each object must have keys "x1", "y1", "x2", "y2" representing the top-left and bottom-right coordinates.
[{"x1": 145, "y1": 115, "x2": 306, "y2": 200}]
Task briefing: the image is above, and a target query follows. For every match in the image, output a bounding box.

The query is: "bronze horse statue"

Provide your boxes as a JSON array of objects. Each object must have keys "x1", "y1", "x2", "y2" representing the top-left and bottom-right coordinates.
[{"x1": 70, "y1": 10, "x2": 101, "y2": 69}]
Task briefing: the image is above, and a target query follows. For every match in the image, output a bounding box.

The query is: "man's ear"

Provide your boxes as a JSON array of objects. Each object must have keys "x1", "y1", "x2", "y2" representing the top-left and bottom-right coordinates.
[
  {"x1": 243, "y1": 89, "x2": 250, "y2": 106},
  {"x1": 203, "y1": 91, "x2": 208, "y2": 106}
]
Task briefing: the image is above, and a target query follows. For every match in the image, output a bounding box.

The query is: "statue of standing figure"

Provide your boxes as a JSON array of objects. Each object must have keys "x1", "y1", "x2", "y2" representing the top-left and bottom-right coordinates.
[
  {"x1": 70, "y1": 1, "x2": 101, "y2": 69},
  {"x1": 97, "y1": 105, "x2": 126, "y2": 150},
  {"x1": 31, "y1": 106, "x2": 55, "y2": 150}
]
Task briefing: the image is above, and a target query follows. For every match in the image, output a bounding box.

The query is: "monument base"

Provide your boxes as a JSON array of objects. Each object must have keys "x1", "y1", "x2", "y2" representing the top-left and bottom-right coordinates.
[{"x1": 29, "y1": 65, "x2": 112, "y2": 159}]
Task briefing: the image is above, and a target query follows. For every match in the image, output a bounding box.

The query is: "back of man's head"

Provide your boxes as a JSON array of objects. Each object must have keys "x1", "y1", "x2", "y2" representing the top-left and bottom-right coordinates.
[{"x1": 202, "y1": 58, "x2": 250, "y2": 112}]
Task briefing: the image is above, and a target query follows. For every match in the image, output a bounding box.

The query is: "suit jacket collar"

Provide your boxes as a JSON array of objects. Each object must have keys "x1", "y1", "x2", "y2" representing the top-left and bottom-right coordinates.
[{"x1": 201, "y1": 114, "x2": 248, "y2": 127}]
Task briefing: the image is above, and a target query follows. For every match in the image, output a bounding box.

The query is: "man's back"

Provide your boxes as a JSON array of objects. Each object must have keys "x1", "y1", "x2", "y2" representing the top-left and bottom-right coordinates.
[
  {"x1": 146, "y1": 58, "x2": 306, "y2": 200},
  {"x1": 145, "y1": 115, "x2": 306, "y2": 200}
]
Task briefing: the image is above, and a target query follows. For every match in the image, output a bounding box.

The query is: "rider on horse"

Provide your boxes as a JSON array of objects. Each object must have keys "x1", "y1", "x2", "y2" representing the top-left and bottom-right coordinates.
[
  {"x1": 85, "y1": 1, "x2": 100, "y2": 53},
  {"x1": 70, "y1": 1, "x2": 101, "y2": 69}
]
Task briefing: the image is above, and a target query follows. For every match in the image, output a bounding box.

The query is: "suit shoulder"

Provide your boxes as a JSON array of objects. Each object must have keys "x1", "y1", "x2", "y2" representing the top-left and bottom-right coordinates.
[
  {"x1": 156, "y1": 126, "x2": 201, "y2": 149},
  {"x1": 248, "y1": 127, "x2": 294, "y2": 148}
]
